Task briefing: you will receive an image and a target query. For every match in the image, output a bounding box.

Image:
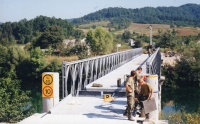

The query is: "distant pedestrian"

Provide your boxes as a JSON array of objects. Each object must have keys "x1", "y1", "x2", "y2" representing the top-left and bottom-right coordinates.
[
  {"x1": 148, "y1": 48, "x2": 151, "y2": 57},
  {"x1": 147, "y1": 45, "x2": 152, "y2": 57}
]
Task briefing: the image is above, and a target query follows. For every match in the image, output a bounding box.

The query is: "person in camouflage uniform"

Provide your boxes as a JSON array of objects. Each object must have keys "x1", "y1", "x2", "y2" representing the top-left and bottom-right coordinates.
[
  {"x1": 137, "y1": 78, "x2": 153, "y2": 119},
  {"x1": 123, "y1": 70, "x2": 137, "y2": 121}
]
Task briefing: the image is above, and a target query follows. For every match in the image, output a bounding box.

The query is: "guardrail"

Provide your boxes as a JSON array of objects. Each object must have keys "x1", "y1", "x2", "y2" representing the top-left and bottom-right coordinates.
[
  {"x1": 146, "y1": 47, "x2": 161, "y2": 79},
  {"x1": 62, "y1": 48, "x2": 143, "y2": 98}
]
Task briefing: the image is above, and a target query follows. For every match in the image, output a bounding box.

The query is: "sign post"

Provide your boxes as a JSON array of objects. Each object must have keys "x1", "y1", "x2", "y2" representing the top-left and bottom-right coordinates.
[
  {"x1": 42, "y1": 72, "x2": 59, "y2": 113},
  {"x1": 146, "y1": 74, "x2": 158, "y2": 124},
  {"x1": 117, "y1": 44, "x2": 121, "y2": 52}
]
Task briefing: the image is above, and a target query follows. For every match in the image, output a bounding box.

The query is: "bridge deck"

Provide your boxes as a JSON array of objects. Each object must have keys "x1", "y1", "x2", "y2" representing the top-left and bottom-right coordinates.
[
  {"x1": 18, "y1": 54, "x2": 168, "y2": 124},
  {"x1": 85, "y1": 54, "x2": 148, "y2": 92},
  {"x1": 19, "y1": 96, "x2": 167, "y2": 124}
]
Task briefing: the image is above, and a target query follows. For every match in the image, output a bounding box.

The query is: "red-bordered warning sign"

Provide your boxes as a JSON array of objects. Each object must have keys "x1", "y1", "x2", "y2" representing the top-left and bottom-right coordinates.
[
  {"x1": 42, "y1": 86, "x2": 53, "y2": 97},
  {"x1": 43, "y1": 74, "x2": 53, "y2": 85}
]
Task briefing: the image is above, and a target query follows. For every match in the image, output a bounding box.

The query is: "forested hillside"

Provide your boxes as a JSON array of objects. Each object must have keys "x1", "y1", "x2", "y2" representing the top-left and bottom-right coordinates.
[
  {"x1": 0, "y1": 16, "x2": 85, "y2": 45},
  {"x1": 72, "y1": 4, "x2": 200, "y2": 27}
]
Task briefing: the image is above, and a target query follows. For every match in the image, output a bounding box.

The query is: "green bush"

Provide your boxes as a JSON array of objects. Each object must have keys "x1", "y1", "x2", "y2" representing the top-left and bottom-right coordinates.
[
  {"x1": 0, "y1": 77, "x2": 34, "y2": 123},
  {"x1": 169, "y1": 108, "x2": 200, "y2": 124}
]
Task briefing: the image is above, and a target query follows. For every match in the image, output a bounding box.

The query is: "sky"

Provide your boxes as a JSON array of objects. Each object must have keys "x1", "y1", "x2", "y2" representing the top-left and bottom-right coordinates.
[{"x1": 0, "y1": 0, "x2": 200, "y2": 23}]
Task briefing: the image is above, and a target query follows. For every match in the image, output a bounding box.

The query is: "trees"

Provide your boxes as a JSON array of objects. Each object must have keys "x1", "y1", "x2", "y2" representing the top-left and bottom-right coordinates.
[
  {"x1": 0, "y1": 44, "x2": 9, "y2": 77},
  {"x1": 108, "y1": 18, "x2": 132, "y2": 30},
  {"x1": 0, "y1": 78, "x2": 34, "y2": 123},
  {"x1": 163, "y1": 41, "x2": 200, "y2": 88},
  {"x1": 73, "y1": 29, "x2": 85, "y2": 40},
  {"x1": 158, "y1": 30, "x2": 178, "y2": 49},
  {"x1": 0, "y1": 16, "x2": 75, "y2": 45},
  {"x1": 175, "y1": 42, "x2": 200, "y2": 87},
  {"x1": 0, "y1": 45, "x2": 34, "y2": 123},
  {"x1": 72, "y1": 4, "x2": 200, "y2": 27},
  {"x1": 86, "y1": 27, "x2": 113, "y2": 55},
  {"x1": 34, "y1": 25, "x2": 64, "y2": 49},
  {"x1": 122, "y1": 30, "x2": 132, "y2": 40},
  {"x1": 16, "y1": 47, "x2": 46, "y2": 86},
  {"x1": 0, "y1": 45, "x2": 28, "y2": 78}
]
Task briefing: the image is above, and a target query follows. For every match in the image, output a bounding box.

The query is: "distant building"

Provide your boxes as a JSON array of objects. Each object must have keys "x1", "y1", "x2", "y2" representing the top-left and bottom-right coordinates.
[
  {"x1": 63, "y1": 38, "x2": 91, "y2": 55},
  {"x1": 128, "y1": 39, "x2": 135, "y2": 46},
  {"x1": 41, "y1": 38, "x2": 91, "y2": 55},
  {"x1": 63, "y1": 38, "x2": 87, "y2": 46},
  {"x1": 63, "y1": 39, "x2": 76, "y2": 48},
  {"x1": 41, "y1": 49, "x2": 60, "y2": 55}
]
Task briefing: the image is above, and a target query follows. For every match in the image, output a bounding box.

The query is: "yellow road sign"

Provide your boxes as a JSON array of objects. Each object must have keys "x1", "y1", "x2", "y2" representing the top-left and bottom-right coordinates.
[
  {"x1": 103, "y1": 94, "x2": 111, "y2": 99},
  {"x1": 42, "y1": 86, "x2": 53, "y2": 97},
  {"x1": 42, "y1": 74, "x2": 54, "y2": 98},
  {"x1": 43, "y1": 74, "x2": 53, "y2": 85}
]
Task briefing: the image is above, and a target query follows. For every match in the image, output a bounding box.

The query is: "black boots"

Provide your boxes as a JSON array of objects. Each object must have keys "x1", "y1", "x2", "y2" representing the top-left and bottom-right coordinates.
[
  {"x1": 132, "y1": 109, "x2": 137, "y2": 117},
  {"x1": 123, "y1": 112, "x2": 128, "y2": 116}
]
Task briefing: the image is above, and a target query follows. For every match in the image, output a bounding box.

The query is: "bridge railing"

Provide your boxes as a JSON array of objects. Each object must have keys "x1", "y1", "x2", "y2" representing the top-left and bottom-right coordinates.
[
  {"x1": 146, "y1": 47, "x2": 161, "y2": 79},
  {"x1": 62, "y1": 48, "x2": 142, "y2": 98}
]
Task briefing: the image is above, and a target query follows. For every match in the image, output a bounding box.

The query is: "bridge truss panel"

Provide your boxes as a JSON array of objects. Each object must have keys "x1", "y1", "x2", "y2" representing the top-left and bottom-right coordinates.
[{"x1": 146, "y1": 48, "x2": 161, "y2": 80}]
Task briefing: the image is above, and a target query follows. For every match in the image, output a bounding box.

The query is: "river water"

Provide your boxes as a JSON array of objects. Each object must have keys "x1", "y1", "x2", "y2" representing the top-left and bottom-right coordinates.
[
  {"x1": 161, "y1": 87, "x2": 200, "y2": 118},
  {"x1": 29, "y1": 87, "x2": 200, "y2": 118}
]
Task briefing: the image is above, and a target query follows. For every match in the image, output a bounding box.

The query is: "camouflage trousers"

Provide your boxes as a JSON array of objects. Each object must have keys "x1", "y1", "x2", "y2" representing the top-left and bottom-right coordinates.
[{"x1": 124, "y1": 96, "x2": 134, "y2": 114}]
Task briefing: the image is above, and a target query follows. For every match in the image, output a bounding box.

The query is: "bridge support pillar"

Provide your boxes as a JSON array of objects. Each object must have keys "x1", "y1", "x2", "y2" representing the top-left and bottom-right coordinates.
[
  {"x1": 42, "y1": 72, "x2": 59, "y2": 113},
  {"x1": 146, "y1": 75, "x2": 158, "y2": 124}
]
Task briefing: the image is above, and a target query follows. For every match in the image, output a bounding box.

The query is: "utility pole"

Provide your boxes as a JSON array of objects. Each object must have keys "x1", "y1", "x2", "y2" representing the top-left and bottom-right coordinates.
[{"x1": 150, "y1": 25, "x2": 152, "y2": 45}]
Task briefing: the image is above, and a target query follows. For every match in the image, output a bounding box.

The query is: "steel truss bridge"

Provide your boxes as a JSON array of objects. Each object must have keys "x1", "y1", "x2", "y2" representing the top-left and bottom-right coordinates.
[{"x1": 62, "y1": 47, "x2": 161, "y2": 98}]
